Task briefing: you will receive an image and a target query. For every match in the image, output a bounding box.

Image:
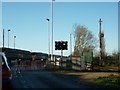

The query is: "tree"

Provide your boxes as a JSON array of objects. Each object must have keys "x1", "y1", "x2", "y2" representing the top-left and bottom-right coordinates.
[
  {"x1": 111, "y1": 50, "x2": 119, "y2": 66},
  {"x1": 73, "y1": 24, "x2": 96, "y2": 56}
]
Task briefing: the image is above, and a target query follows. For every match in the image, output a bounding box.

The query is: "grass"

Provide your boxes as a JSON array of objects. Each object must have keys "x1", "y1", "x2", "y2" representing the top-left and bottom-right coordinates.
[{"x1": 93, "y1": 74, "x2": 120, "y2": 88}]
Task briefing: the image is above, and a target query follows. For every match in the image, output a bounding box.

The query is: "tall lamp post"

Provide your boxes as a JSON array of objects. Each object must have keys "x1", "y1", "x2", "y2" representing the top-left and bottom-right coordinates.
[
  {"x1": 3, "y1": 29, "x2": 5, "y2": 48},
  {"x1": 46, "y1": 18, "x2": 50, "y2": 60},
  {"x1": 50, "y1": 0, "x2": 54, "y2": 61},
  {"x1": 14, "y1": 36, "x2": 16, "y2": 49},
  {"x1": 8, "y1": 29, "x2": 11, "y2": 48},
  {"x1": 70, "y1": 33, "x2": 72, "y2": 60}
]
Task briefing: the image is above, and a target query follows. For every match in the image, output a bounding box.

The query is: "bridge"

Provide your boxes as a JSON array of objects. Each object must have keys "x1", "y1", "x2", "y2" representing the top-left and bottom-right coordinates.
[
  {"x1": 0, "y1": 47, "x2": 49, "y2": 60},
  {"x1": 0, "y1": 47, "x2": 69, "y2": 70},
  {"x1": 0, "y1": 47, "x2": 49, "y2": 70},
  {"x1": 1, "y1": 47, "x2": 32, "y2": 60}
]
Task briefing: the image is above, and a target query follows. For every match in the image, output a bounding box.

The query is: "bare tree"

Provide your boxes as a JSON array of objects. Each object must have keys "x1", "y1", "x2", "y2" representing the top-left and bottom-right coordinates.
[{"x1": 73, "y1": 24, "x2": 96, "y2": 56}]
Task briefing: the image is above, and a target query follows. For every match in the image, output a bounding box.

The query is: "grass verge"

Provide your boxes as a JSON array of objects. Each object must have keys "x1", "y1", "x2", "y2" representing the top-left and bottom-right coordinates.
[{"x1": 93, "y1": 74, "x2": 120, "y2": 88}]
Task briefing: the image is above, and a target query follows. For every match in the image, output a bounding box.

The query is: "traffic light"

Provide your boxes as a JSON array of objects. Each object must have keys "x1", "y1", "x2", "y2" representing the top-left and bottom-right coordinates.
[
  {"x1": 58, "y1": 41, "x2": 62, "y2": 50},
  {"x1": 55, "y1": 41, "x2": 68, "y2": 50},
  {"x1": 62, "y1": 41, "x2": 68, "y2": 50},
  {"x1": 55, "y1": 41, "x2": 62, "y2": 50}
]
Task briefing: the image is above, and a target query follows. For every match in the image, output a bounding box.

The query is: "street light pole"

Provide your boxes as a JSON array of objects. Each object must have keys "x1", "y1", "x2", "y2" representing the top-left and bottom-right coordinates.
[
  {"x1": 70, "y1": 33, "x2": 72, "y2": 60},
  {"x1": 8, "y1": 29, "x2": 11, "y2": 48},
  {"x1": 14, "y1": 36, "x2": 16, "y2": 49},
  {"x1": 46, "y1": 18, "x2": 50, "y2": 60},
  {"x1": 51, "y1": 0, "x2": 54, "y2": 61},
  {"x1": 3, "y1": 29, "x2": 4, "y2": 48}
]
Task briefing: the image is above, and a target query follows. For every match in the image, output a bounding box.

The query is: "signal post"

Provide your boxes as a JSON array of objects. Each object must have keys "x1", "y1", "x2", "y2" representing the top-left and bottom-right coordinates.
[{"x1": 55, "y1": 41, "x2": 68, "y2": 68}]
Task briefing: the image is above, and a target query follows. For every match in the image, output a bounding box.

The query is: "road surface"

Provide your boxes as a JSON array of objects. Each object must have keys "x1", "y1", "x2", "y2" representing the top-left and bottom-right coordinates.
[{"x1": 9, "y1": 69, "x2": 111, "y2": 89}]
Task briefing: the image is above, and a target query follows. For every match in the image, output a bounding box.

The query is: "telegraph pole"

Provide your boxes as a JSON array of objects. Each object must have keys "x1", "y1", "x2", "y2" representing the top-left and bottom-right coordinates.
[
  {"x1": 99, "y1": 18, "x2": 102, "y2": 66},
  {"x1": 99, "y1": 18, "x2": 105, "y2": 66}
]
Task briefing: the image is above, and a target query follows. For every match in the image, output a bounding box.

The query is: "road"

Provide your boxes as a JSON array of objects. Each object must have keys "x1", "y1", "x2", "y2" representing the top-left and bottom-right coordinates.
[
  {"x1": 10, "y1": 69, "x2": 111, "y2": 89},
  {"x1": 11, "y1": 70, "x2": 86, "y2": 88}
]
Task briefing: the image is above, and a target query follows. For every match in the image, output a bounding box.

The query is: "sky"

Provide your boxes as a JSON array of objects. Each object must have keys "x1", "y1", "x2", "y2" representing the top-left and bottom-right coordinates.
[{"x1": 0, "y1": 0, "x2": 118, "y2": 56}]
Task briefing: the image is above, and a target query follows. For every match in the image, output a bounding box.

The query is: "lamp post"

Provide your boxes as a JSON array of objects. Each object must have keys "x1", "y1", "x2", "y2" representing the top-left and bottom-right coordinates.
[
  {"x1": 46, "y1": 18, "x2": 50, "y2": 60},
  {"x1": 14, "y1": 36, "x2": 16, "y2": 49},
  {"x1": 3, "y1": 29, "x2": 4, "y2": 48},
  {"x1": 8, "y1": 29, "x2": 11, "y2": 48},
  {"x1": 50, "y1": 0, "x2": 54, "y2": 61},
  {"x1": 70, "y1": 33, "x2": 72, "y2": 60}
]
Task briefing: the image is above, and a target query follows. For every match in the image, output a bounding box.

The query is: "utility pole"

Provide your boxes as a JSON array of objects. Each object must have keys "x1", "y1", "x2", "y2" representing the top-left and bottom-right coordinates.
[
  {"x1": 99, "y1": 18, "x2": 102, "y2": 66},
  {"x1": 99, "y1": 18, "x2": 105, "y2": 66}
]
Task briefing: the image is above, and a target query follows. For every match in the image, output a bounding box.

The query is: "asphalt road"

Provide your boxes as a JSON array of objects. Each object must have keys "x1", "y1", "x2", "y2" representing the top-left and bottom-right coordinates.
[{"x1": 9, "y1": 69, "x2": 112, "y2": 89}]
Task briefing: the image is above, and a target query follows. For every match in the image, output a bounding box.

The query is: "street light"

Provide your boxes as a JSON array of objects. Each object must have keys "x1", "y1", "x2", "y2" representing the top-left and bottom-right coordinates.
[
  {"x1": 3, "y1": 29, "x2": 5, "y2": 48},
  {"x1": 70, "y1": 32, "x2": 74, "y2": 60},
  {"x1": 14, "y1": 36, "x2": 16, "y2": 49},
  {"x1": 46, "y1": 18, "x2": 50, "y2": 60},
  {"x1": 8, "y1": 29, "x2": 11, "y2": 48},
  {"x1": 50, "y1": 0, "x2": 55, "y2": 61},
  {"x1": 70, "y1": 33, "x2": 72, "y2": 61}
]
